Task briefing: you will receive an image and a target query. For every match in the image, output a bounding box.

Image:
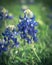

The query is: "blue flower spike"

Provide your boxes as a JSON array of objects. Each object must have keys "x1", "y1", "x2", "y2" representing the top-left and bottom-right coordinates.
[
  {"x1": 17, "y1": 9, "x2": 38, "y2": 44},
  {"x1": 0, "y1": 7, "x2": 13, "y2": 20},
  {"x1": 2, "y1": 25, "x2": 19, "y2": 48},
  {"x1": 0, "y1": 39, "x2": 9, "y2": 55}
]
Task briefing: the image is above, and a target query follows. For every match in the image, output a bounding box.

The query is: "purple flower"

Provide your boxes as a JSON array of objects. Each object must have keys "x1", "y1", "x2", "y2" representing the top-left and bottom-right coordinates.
[
  {"x1": 2, "y1": 27, "x2": 19, "y2": 49},
  {"x1": 17, "y1": 15, "x2": 38, "y2": 44},
  {"x1": 0, "y1": 7, "x2": 13, "y2": 20},
  {"x1": 0, "y1": 40, "x2": 9, "y2": 55}
]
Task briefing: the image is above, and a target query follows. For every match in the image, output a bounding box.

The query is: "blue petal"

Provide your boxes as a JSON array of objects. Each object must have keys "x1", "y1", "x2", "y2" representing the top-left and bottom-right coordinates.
[
  {"x1": 26, "y1": 38, "x2": 31, "y2": 44},
  {"x1": 2, "y1": 33, "x2": 5, "y2": 36},
  {"x1": 33, "y1": 37, "x2": 38, "y2": 42},
  {"x1": 4, "y1": 37, "x2": 6, "y2": 41},
  {"x1": 34, "y1": 22, "x2": 38, "y2": 26},
  {"x1": 2, "y1": 47, "x2": 8, "y2": 51}
]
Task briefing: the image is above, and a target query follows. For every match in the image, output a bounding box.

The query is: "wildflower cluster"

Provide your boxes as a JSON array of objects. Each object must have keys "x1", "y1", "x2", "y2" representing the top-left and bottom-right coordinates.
[
  {"x1": 0, "y1": 8, "x2": 38, "y2": 55},
  {"x1": 2, "y1": 27, "x2": 19, "y2": 48},
  {"x1": 0, "y1": 27, "x2": 19, "y2": 55}
]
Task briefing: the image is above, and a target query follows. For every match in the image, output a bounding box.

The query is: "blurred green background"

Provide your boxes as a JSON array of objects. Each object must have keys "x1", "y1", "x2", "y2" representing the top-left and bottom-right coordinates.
[{"x1": 0, "y1": 0, "x2": 52, "y2": 65}]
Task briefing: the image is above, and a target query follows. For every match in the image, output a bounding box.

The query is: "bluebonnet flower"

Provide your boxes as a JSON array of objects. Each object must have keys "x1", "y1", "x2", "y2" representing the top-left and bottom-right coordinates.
[
  {"x1": 0, "y1": 7, "x2": 13, "y2": 20},
  {"x1": 0, "y1": 7, "x2": 13, "y2": 28},
  {"x1": 0, "y1": 39, "x2": 9, "y2": 55},
  {"x1": 17, "y1": 15, "x2": 38, "y2": 44},
  {"x1": 2, "y1": 27, "x2": 19, "y2": 48}
]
